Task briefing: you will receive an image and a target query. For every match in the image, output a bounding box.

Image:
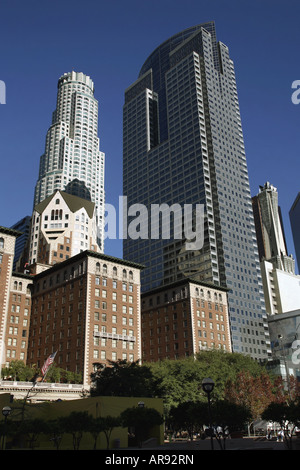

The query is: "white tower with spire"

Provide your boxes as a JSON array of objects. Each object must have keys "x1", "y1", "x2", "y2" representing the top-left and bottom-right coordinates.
[{"x1": 34, "y1": 72, "x2": 105, "y2": 251}]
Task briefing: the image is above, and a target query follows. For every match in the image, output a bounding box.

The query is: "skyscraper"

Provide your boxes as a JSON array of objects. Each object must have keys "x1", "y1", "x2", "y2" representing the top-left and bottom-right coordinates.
[
  {"x1": 252, "y1": 182, "x2": 295, "y2": 273},
  {"x1": 123, "y1": 22, "x2": 271, "y2": 360},
  {"x1": 290, "y1": 192, "x2": 300, "y2": 273},
  {"x1": 10, "y1": 215, "x2": 31, "y2": 270},
  {"x1": 252, "y1": 183, "x2": 300, "y2": 316},
  {"x1": 34, "y1": 72, "x2": 105, "y2": 251}
]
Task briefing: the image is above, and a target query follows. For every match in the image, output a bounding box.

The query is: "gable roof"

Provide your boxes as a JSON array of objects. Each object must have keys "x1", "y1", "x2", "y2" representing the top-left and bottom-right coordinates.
[{"x1": 34, "y1": 190, "x2": 95, "y2": 218}]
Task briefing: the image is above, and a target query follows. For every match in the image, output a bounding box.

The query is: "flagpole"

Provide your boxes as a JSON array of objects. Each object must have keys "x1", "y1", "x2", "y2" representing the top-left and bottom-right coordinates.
[
  {"x1": 41, "y1": 351, "x2": 57, "y2": 382},
  {"x1": 41, "y1": 363, "x2": 53, "y2": 382}
]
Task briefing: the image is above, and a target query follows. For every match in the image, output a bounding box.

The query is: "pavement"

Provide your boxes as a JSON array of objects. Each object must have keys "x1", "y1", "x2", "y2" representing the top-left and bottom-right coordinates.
[{"x1": 137, "y1": 436, "x2": 297, "y2": 451}]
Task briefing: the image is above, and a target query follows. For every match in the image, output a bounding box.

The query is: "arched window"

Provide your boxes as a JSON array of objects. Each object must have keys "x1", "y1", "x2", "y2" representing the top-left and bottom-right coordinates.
[
  {"x1": 113, "y1": 267, "x2": 118, "y2": 277},
  {"x1": 95, "y1": 262, "x2": 100, "y2": 273},
  {"x1": 0, "y1": 237, "x2": 4, "y2": 249}
]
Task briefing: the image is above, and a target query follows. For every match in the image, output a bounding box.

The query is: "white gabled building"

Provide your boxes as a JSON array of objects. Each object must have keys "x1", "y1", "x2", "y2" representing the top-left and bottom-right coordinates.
[
  {"x1": 28, "y1": 190, "x2": 100, "y2": 267},
  {"x1": 33, "y1": 72, "x2": 105, "y2": 251}
]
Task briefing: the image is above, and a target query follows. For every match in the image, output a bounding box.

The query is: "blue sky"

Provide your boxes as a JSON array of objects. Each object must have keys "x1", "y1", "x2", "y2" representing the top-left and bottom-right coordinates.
[{"x1": 0, "y1": 0, "x2": 300, "y2": 268}]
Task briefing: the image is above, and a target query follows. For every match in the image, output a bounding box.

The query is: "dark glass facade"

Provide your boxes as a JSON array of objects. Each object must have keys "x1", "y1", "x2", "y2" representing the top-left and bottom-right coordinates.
[{"x1": 123, "y1": 22, "x2": 271, "y2": 361}]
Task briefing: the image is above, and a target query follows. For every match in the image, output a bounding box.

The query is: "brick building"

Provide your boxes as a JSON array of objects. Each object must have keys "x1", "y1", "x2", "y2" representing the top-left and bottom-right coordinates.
[
  {"x1": 0, "y1": 227, "x2": 33, "y2": 369},
  {"x1": 141, "y1": 279, "x2": 231, "y2": 362},
  {"x1": 6, "y1": 272, "x2": 33, "y2": 365},
  {"x1": 26, "y1": 250, "x2": 143, "y2": 386},
  {"x1": 0, "y1": 224, "x2": 143, "y2": 387}
]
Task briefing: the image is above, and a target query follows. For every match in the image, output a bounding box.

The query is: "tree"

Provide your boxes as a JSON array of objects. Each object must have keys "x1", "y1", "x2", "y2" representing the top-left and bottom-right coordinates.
[
  {"x1": 120, "y1": 406, "x2": 164, "y2": 448},
  {"x1": 1, "y1": 361, "x2": 82, "y2": 384},
  {"x1": 17, "y1": 418, "x2": 48, "y2": 449},
  {"x1": 225, "y1": 370, "x2": 274, "y2": 422},
  {"x1": 147, "y1": 357, "x2": 208, "y2": 414},
  {"x1": 147, "y1": 351, "x2": 267, "y2": 415},
  {"x1": 44, "y1": 364, "x2": 81, "y2": 383},
  {"x1": 45, "y1": 419, "x2": 65, "y2": 450},
  {"x1": 168, "y1": 401, "x2": 209, "y2": 440},
  {"x1": 1, "y1": 360, "x2": 38, "y2": 381},
  {"x1": 211, "y1": 400, "x2": 251, "y2": 450},
  {"x1": 262, "y1": 401, "x2": 300, "y2": 450},
  {"x1": 89, "y1": 416, "x2": 121, "y2": 450},
  {"x1": 90, "y1": 360, "x2": 160, "y2": 397},
  {"x1": 59, "y1": 411, "x2": 92, "y2": 450}
]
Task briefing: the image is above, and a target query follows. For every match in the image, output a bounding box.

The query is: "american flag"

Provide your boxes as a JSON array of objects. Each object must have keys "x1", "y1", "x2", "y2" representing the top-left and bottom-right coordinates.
[{"x1": 41, "y1": 351, "x2": 57, "y2": 376}]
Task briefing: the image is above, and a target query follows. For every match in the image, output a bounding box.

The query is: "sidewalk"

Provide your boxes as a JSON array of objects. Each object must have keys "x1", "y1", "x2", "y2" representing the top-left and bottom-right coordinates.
[{"x1": 139, "y1": 437, "x2": 291, "y2": 451}]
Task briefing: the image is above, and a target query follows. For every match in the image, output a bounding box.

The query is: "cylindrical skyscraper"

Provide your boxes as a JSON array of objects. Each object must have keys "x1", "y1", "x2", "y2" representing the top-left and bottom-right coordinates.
[{"x1": 34, "y1": 72, "x2": 105, "y2": 251}]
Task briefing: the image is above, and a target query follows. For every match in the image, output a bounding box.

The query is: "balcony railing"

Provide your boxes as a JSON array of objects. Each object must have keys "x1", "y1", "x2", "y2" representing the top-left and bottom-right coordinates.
[
  {"x1": 0, "y1": 380, "x2": 84, "y2": 390},
  {"x1": 94, "y1": 331, "x2": 136, "y2": 342}
]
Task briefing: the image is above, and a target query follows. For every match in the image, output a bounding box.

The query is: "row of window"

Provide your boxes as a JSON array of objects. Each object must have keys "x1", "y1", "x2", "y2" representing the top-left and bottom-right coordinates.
[
  {"x1": 7, "y1": 327, "x2": 27, "y2": 337},
  {"x1": 95, "y1": 278, "x2": 134, "y2": 292},
  {"x1": 93, "y1": 350, "x2": 134, "y2": 362},
  {"x1": 145, "y1": 341, "x2": 228, "y2": 357},
  {"x1": 12, "y1": 281, "x2": 31, "y2": 293},
  {"x1": 196, "y1": 320, "x2": 226, "y2": 330},
  {"x1": 94, "y1": 326, "x2": 134, "y2": 337},
  {"x1": 195, "y1": 299, "x2": 224, "y2": 310},
  {"x1": 6, "y1": 350, "x2": 26, "y2": 361},
  {"x1": 9, "y1": 316, "x2": 29, "y2": 326},
  {"x1": 95, "y1": 263, "x2": 135, "y2": 280},
  {"x1": 12, "y1": 294, "x2": 30, "y2": 304},
  {"x1": 94, "y1": 297, "x2": 134, "y2": 309},
  {"x1": 94, "y1": 313, "x2": 134, "y2": 324}
]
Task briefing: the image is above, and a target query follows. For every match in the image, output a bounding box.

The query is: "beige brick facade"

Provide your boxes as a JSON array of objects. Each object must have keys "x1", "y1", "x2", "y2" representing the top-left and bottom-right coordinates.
[
  {"x1": 6, "y1": 274, "x2": 33, "y2": 365},
  {"x1": 26, "y1": 251, "x2": 142, "y2": 386},
  {"x1": 0, "y1": 227, "x2": 29, "y2": 369},
  {"x1": 141, "y1": 280, "x2": 231, "y2": 362}
]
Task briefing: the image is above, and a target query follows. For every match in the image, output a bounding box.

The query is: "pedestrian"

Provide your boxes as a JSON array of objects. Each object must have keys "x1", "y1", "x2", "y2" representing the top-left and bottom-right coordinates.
[{"x1": 277, "y1": 429, "x2": 284, "y2": 442}]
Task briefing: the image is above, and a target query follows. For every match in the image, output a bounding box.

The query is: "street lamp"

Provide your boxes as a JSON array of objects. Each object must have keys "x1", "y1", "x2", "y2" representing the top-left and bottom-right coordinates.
[
  {"x1": 1, "y1": 406, "x2": 12, "y2": 450},
  {"x1": 202, "y1": 378, "x2": 214, "y2": 450}
]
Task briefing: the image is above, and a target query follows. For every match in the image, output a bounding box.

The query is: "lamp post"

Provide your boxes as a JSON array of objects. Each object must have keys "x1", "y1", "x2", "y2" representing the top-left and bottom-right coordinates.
[
  {"x1": 202, "y1": 378, "x2": 214, "y2": 450},
  {"x1": 2, "y1": 406, "x2": 12, "y2": 450}
]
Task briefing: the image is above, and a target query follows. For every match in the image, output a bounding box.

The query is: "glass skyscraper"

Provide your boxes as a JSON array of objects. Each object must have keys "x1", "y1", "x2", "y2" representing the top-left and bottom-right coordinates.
[
  {"x1": 34, "y1": 71, "x2": 105, "y2": 251},
  {"x1": 123, "y1": 22, "x2": 271, "y2": 360},
  {"x1": 290, "y1": 192, "x2": 300, "y2": 273}
]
